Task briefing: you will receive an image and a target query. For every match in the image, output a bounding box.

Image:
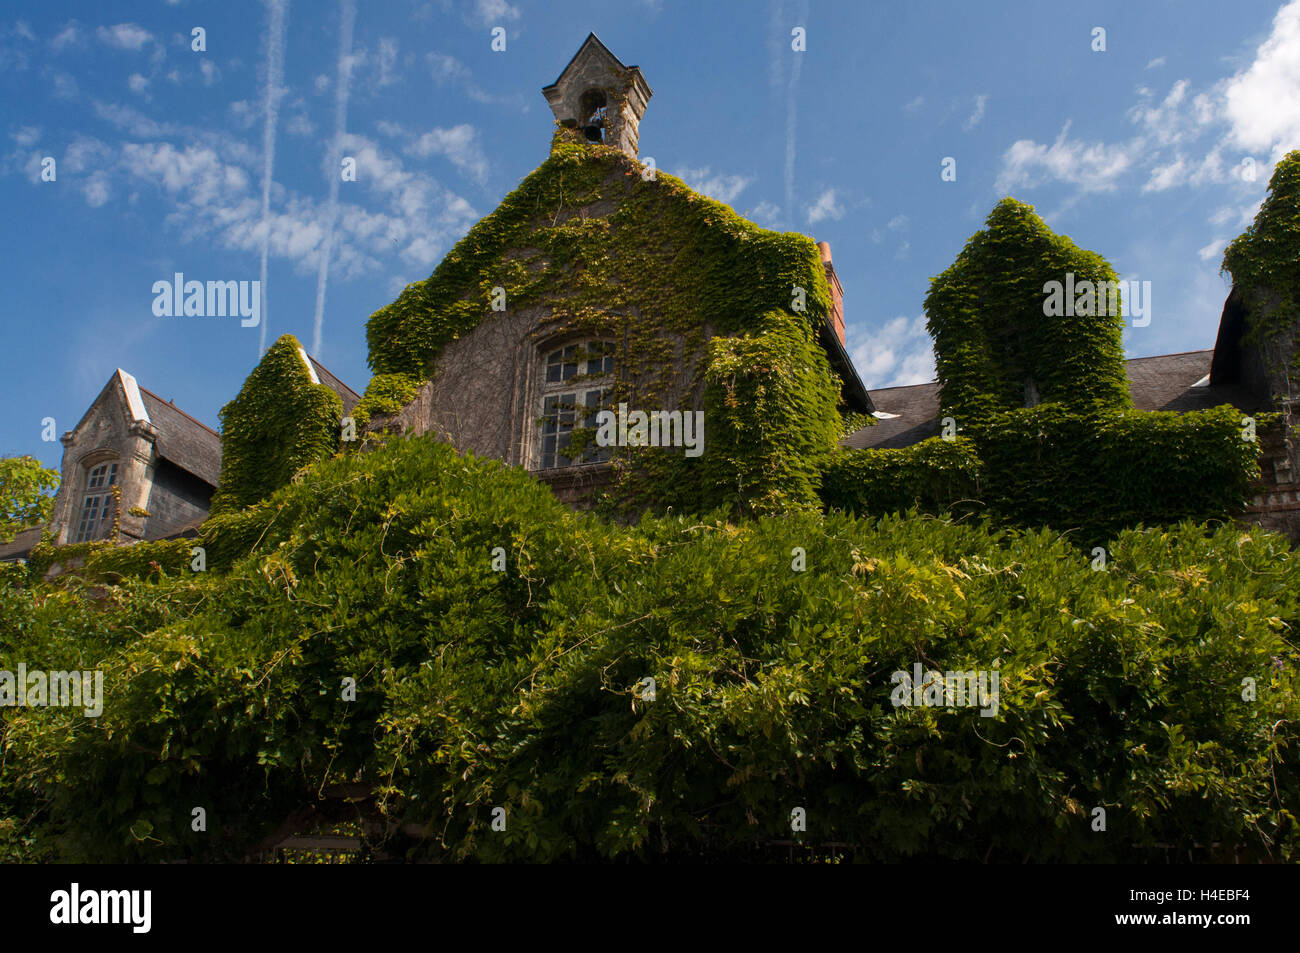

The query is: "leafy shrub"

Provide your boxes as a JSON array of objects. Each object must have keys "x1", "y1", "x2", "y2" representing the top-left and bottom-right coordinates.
[
  {"x1": 820, "y1": 437, "x2": 982, "y2": 518},
  {"x1": 3, "y1": 435, "x2": 1296, "y2": 862}
]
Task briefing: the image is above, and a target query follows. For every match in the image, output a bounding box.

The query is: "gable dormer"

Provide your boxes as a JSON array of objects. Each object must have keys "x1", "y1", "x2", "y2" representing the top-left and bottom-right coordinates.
[{"x1": 542, "y1": 33, "x2": 652, "y2": 158}]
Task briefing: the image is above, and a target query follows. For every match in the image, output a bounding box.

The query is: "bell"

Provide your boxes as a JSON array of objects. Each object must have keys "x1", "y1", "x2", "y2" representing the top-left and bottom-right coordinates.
[{"x1": 582, "y1": 123, "x2": 603, "y2": 142}]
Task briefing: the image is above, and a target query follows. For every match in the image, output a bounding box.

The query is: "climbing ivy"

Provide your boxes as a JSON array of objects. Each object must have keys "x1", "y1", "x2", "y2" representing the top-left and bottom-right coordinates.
[
  {"x1": 926, "y1": 198, "x2": 1131, "y2": 421},
  {"x1": 209, "y1": 334, "x2": 343, "y2": 515},
  {"x1": 1221, "y1": 150, "x2": 1300, "y2": 384},
  {"x1": 362, "y1": 127, "x2": 847, "y2": 514},
  {"x1": 822, "y1": 405, "x2": 1269, "y2": 547}
]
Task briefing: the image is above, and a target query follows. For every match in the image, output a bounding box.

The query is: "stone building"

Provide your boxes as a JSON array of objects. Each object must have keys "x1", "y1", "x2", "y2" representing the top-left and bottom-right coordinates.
[
  {"x1": 365, "y1": 33, "x2": 871, "y2": 505},
  {"x1": 844, "y1": 292, "x2": 1300, "y2": 538},
  {"x1": 1, "y1": 356, "x2": 357, "y2": 562}
]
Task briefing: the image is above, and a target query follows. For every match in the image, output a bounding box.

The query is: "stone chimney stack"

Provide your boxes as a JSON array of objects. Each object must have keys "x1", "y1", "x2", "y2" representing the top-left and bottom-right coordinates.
[{"x1": 817, "y1": 241, "x2": 845, "y2": 347}]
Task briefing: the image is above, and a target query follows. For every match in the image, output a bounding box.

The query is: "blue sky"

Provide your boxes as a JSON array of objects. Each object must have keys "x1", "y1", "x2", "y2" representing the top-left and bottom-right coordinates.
[{"x1": 4, "y1": 0, "x2": 1300, "y2": 471}]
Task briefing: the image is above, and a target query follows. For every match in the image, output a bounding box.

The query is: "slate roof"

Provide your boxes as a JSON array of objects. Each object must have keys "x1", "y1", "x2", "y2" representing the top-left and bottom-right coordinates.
[
  {"x1": 307, "y1": 356, "x2": 362, "y2": 414},
  {"x1": 138, "y1": 387, "x2": 223, "y2": 487},
  {"x1": 0, "y1": 527, "x2": 43, "y2": 562},
  {"x1": 843, "y1": 350, "x2": 1263, "y2": 450}
]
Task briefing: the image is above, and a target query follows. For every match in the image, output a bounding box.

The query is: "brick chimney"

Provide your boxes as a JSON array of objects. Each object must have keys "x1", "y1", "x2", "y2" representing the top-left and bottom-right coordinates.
[{"x1": 817, "y1": 241, "x2": 845, "y2": 347}]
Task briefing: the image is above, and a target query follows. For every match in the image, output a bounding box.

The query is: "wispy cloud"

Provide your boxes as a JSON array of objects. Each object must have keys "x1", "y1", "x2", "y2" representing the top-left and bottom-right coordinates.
[
  {"x1": 675, "y1": 166, "x2": 754, "y2": 204},
  {"x1": 963, "y1": 93, "x2": 988, "y2": 131},
  {"x1": 96, "y1": 23, "x2": 154, "y2": 52},
  {"x1": 466, "y1": 0, "x2": 521, "y2": 27},
  {"x1": 996, "y1": 120, "x2": 1133, "y2": 194},
  {"x1": 850, "y1": 314, "x2": 936, "y2": 389},
  {"x1": 312, "y1": 0, "x2": 356, "y2": 358},
  {"x1": 257, "y1": 0, "x2": 290, "y2": 355},
  {"x1": 407, "y1": 124, "x2": 490, "y2": 184},
  {"x1": 806, "y1": 187, "x2": 843, "y2": 225}
]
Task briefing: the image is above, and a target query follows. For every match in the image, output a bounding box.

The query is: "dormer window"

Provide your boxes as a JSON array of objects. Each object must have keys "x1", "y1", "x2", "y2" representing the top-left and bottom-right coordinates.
[
  {"x1": 74, "y1": 460, "x2": 118, "y2": 542},
  {"x1": 537, "y1": 341, "x2": 615, "y2": 469},
  {"x1": 579, "y1": 89, "x2": 607, "y2": 143}
]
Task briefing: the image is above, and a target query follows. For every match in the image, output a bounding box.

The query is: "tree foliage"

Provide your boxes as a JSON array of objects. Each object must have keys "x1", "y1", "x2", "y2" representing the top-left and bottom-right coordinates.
[{"x1": 0, "y1": 456, "x2": 59, "y2": 544}]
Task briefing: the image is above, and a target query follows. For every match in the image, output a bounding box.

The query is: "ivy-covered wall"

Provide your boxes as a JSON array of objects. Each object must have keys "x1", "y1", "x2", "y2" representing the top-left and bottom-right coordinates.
[
  {"x1": 823, "y1": 404, "x2": 1267, "y2": 546},
  {"x1": 926, "y1": 198, "x2": 1131, "y2": 422},
  {"x1": 360, "y1": 128, "x2": 845, "y2": 515},
  {"x1": 1223, "y1": 151, "x2": 1300, "y2": 366},
  {"x1": 209, "y1": 334, "x2": 343, "y2": 515}
]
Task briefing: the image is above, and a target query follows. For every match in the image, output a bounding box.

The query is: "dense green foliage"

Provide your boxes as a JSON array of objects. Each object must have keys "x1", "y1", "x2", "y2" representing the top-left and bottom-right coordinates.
[
  {"x1": 3, "y1": 435, "x2": 1297, "y2": 863},
  {"x1": 926, "y1": 198, "x2": 1131, "y2": 421},
  {"x1": 0, "y1": 456, "x2": 59, "y2": 543},
  {"x1": 821, "y1": 437, "x2": 982, "y2": 517},
  {"x1": 209, "y1": 334, "x2": 343, "y2": 514},
  {"x1": 824, "y1": 405, "x2": 1264, "y2": 545},
  {"x1": 361, "y1": 129, "x2": 844, "y2": 514},
  {"x1": 1223, "y1": 151, "x2": 1300, "y2": 345},
  {"x1": 21, "y1": 535, "x2": 192, "y2": 583},
  {"x1": 969, "y1": 403, "x2": 1266, "y2": 542}
]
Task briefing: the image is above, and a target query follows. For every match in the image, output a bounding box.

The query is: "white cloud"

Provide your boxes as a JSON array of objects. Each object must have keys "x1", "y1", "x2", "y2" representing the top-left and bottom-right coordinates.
[
  {"x1": 375, "y1": 37, "x2": 398, "y2": 88},
  {"x1": 199, "y1": 58, "x2": 220, "y2": 85},
  {"x1": 903, "y1": 95, "x2": 924, "y2": 114},
  {"x1": 1145, "y1": 56, "x2": 1166, "y2": 70},
  {"x1": 995, "y1": 121, "x2": 1133, "y2": 194},
  {"x1": 11, "y1": 126, "x2": 40, "y2": 147},
  {"x1": 468, "y1": 0, "x2": 521, "y2": 26},
  {"x1": 747, "y1": 200, "x2": 781, "y2": 226},
  {"x1": 850, "y1": 314, "x2": 936, "y2": 389},
  {"x1": 128, "y1": 73, "x2": 149, "y2": 94},
  {"x1": 50, "y1": 21, "x2": 83, "y2": 50},
  {"x1": 963, "y1": 94, "x2": 988, "y2": 131},
  {"x1": 408, "y1": 124, "x2": 489, "y2": 184},
  {"x1": 286, "y1": 112, "x2": 314, "y2": 136},
  {"x1": 675, "y1": 166, "x2": 754, "y2": 204},
  {"x1": 1198, "y1": 238, "x2": 1227, "y2": 261},
  {"x1": 96, "y1": 23, "x2": 153, "y2": 52},
  {"x1": 1223, "y1": 0, "x2": 1300, "y2": 158},
  {"x1": 806, "y1": 188, "x2": 843, "y2": 225}
]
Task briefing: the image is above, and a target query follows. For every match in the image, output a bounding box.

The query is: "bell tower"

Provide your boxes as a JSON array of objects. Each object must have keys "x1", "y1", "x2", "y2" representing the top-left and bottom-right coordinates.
[{"x1": 542, "y1": 33, "x2": 652, "y2": 158}]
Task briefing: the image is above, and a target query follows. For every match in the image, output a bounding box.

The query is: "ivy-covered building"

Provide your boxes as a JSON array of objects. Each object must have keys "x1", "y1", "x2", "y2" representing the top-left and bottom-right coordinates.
[{"x1": 357, "y1": 34, "x2": 870, "y2": 512}]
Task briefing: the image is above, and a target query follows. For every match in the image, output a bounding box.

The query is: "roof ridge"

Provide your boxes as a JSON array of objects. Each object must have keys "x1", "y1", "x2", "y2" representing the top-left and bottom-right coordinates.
[
  {"x1": 306, "y1": 354, "x2": 361, "y2": 399},
  {"x1": 137, "y1": 385, "x2": 220, "y2": 436}
]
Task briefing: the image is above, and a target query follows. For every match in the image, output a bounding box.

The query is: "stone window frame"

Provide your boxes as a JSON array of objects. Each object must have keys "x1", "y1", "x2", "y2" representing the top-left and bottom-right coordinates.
[
  {"x1": 72, "y1": 449, "x2": 121, "y2": 543},
  {"x1": 529, "y1": 336, "x2": 617, "y2": 472}
]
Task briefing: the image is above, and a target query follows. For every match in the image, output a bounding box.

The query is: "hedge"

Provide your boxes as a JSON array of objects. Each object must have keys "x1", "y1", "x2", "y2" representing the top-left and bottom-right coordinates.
[{"x1": 2, "y1": 434, "x2": 1296, "y2": 863}]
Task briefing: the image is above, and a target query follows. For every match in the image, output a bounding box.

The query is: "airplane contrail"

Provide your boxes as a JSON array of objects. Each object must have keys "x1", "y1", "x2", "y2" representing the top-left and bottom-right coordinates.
[
  {"x1": 311, "y1": 0, "x2": 356, "y2": 358},
  {"x1": 258, "y1": 0, "x2": 289, "y2": 355}
]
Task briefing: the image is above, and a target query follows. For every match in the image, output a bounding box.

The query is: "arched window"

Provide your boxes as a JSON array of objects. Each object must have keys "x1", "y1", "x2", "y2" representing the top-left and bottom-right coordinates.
[
  {"x1": 73, "y1": 460, "x2": 118, "y2": 542},
  {"x1": 579, "y1": 89, "x2": 608, "y2": 143},
  {"x1": 537, "y1": 340, "x2": 615, "y2": 469}
]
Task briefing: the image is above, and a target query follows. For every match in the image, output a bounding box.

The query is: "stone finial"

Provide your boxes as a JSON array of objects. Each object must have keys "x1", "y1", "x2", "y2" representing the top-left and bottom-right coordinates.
[{"x1": 542, "y1": 33, "x2": 652, "y2": 158}]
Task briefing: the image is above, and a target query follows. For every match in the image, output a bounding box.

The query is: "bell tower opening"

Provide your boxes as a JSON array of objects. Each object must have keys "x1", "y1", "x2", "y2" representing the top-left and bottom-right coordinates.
[
  {"x1": 542, "y1": 33, "x2": 653, "y2": 158},
  {"x1": 579, "y1": 89, "x2": 608, "y2": 143}
]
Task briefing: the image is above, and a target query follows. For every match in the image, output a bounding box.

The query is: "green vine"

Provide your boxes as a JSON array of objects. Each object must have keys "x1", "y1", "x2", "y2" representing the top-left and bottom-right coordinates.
[
  {"x1": 1221, "y1": 150, "x2": 1300, "y2": 391},
  {"x1": 926, "y1": 197, "x2": 1131, "y2": 421},
  {"x1": 209, "y1": 334, "x2": 344, "y2": 515},
  {"x1": 362, "y1": 126, "x2": 846, "y2": 515}
]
